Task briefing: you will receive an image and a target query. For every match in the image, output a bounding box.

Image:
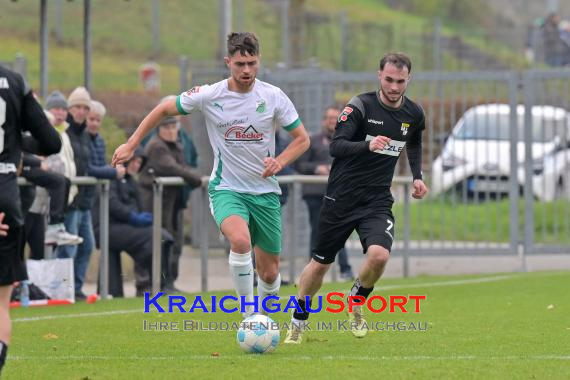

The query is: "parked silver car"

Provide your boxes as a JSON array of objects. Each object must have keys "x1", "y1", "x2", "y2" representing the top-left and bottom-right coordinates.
[{"x1": 431, "y1": 104, "x2": 570, "y2": 201}]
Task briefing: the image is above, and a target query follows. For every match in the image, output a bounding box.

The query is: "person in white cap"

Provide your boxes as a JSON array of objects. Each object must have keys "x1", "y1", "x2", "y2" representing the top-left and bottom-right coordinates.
[{"x1": 56, "y1": 86, "x2": 97, "y2": 300}]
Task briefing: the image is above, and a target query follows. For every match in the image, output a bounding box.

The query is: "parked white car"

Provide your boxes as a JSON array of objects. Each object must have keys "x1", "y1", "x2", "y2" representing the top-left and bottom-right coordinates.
[{"x1": 431, "y1": 104, "x2": 570, "y2": 201}]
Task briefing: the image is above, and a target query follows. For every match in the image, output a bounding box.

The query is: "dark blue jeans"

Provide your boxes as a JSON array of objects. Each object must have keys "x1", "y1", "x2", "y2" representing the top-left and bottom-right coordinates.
[
  {"x1": 56, "y1": 209, "x2": 94, "y2": 294},
  {"x1": 304, "y1": 195, "x2": 352, "y2": 274}
]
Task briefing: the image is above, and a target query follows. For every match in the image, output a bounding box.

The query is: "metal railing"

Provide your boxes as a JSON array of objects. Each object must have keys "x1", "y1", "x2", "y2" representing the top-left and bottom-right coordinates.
[
  {"x1": 148, "y1": 175, "x2": 413, "y2": 294},
  {"x1": 16, "y1": 174, "x2": 434, "y2": 297}
]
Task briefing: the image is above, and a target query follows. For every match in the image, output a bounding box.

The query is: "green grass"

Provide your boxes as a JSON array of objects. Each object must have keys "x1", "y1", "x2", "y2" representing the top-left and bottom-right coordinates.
[
  {"x1": 393, "y1": 199, "x2": 570, "y2": 244},
  {"x1": 6, "y1": 271, "x2": 570, "y2": 379}
]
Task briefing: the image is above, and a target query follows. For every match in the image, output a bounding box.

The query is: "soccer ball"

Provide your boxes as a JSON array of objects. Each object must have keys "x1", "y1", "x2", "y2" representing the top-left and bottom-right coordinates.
[{"x1": 236, "y1": 314, "x2": 280, "y2": 354}]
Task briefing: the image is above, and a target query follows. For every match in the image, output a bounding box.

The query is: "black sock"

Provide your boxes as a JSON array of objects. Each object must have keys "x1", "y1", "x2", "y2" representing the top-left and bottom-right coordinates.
[
  {"x1": 0, "y1": 341, "x2": 8, "y2": 374},
  {"x1": 292, "y1": 298, "x2": 311, "y2": 321},
  {"x1": 349, "y1": 278, "x2": 374, "y2": 300}
]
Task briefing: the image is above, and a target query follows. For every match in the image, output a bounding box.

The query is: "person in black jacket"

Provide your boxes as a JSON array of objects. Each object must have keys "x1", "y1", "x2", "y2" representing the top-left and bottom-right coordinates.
[
  {"x1": 0, "y1": 65, "x2": 61, "y2": 375},
  {"x1": 94, "y1": 148, "x2": 173, "y2": 297},
  {"x1": 285, "y1": 52, "x2": 429, "y2": 344},
  {"x1": 295, "y1": 106, "x2": 354, "y2": 280},
  {"x1": 138, "y1": 117, "x2": 202, "y2": 293},
  {"x1": 55, "y1": 87, "x2": 99, "y2": 300}
]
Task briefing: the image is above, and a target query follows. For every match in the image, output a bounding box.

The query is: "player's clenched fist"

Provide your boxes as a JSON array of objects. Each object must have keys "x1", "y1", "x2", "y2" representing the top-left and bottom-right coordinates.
[
  {"x1": 262, "y1": 157, "x2": 283, "y2": 178},
  {"x1": 368, "y1": 135, "x2": 391, "y2": 152},
  {"x1": 412, "y1": 179, "x2": 428, "y2": 199}
]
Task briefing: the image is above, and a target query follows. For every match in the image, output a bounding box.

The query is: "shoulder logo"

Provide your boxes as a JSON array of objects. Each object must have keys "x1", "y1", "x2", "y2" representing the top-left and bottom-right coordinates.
[
  {"x1": 338, "y1": 106, "x2": 353, "y2": 123},
  {"x1": 401, "y1": 123, "x2": 410, "y2": 135},
  {"x1": 213, "y1": 102, "x2": 224, "y2": 112},
  {"x1": 256, "y1": 99, "x2": 266, "y2": 113},
  {"x1": 185, "y1": 86, "x2": 200, "y2": 96},
  {"x1": 0, "y1": 78, "x2": 9, "y2": 89}
]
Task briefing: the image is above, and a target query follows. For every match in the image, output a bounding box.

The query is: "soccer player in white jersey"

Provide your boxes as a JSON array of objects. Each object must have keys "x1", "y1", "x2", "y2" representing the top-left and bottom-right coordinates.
[{"x1": 113, "y1": 32, "x2": 310, "y2": 317}]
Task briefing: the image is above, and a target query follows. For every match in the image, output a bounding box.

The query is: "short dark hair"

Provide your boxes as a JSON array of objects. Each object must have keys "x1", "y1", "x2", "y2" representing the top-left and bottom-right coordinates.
[
  {"x1": 227, "y1": 32, "x2": 260, "y2": 57},
  {"x1": 379, "y1": 52, "x2": 412, "y2": 73}
]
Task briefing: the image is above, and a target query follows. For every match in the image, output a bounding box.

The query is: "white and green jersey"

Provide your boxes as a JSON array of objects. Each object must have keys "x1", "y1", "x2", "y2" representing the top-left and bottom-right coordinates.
[{"x1": 176, "y1": 79, "x2": 301, "y2": 195}]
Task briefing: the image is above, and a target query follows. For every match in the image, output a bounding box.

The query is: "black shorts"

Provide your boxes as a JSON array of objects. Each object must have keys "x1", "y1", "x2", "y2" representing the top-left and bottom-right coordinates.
[
  {"x1": 0, "y1": 174, "x2": 27, "y2": 285},
  {"x1": 312, "y1": 195, "x2": 395, "y2": 265}
]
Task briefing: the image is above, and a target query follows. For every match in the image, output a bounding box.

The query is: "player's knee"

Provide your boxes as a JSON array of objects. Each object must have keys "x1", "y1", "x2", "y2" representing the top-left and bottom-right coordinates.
[
  {"x1": 309, "y1": 259, "x2": 330, "y2": 277},
  {"x1": 258, "y1": 269, "x2": 279, "y2": 284},
  {"x1": 367, "y1": 246, "x2": 390, "y2": 268},
  {"x1": 229, "y1": 235, "x2": 251, "y2": 253}
]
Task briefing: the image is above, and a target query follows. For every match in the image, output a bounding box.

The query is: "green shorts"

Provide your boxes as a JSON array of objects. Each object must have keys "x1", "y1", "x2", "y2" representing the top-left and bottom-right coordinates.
[{"x1": 209, "y1": 190, "x2": 282, "y2": 254}]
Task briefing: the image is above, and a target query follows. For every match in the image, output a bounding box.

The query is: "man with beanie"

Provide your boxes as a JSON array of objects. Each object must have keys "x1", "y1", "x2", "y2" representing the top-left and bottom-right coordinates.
[
  {"x1": 139, "y1": 116, "x2": 202, "y2": 293},
  {"x1": 139, "y1": 96, "x2": 199, "y2": 293},
  {"x1": 56, "y1": 86, "x2": 99, "y2": 300},
  {"x1": 21, "y1": 92, "x2": 81, "y2": 255},
  {"x1": 44, "y1": 90, "x2": 69, "y2": 134},
  {"x1": 44, "y1": 90, "x2": 77, "y2": 206}
]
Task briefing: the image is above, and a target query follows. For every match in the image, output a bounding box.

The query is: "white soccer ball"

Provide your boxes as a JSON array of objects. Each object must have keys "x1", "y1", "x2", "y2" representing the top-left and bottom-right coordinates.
[{"x1": 236, "y1": 314, "x2": 280, "y2": 354}]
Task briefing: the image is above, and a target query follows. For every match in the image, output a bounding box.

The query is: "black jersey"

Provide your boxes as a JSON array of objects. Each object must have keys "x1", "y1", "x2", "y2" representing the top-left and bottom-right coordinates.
[
  {"x1": 326, "y1": 91, "x2": 425, "y2": 201},
  {"x1": 0, "y1": 65, "x2": 61, "y2": 228},
  {"x1": 0, "y1": 66, "x2": 61, "y2": 173}
]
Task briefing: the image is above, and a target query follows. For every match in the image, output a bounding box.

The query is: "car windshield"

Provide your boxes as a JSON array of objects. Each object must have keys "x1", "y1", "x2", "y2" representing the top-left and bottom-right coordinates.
[{"x1": 454, "y1": 111, "x2": 568, "y2": 142}]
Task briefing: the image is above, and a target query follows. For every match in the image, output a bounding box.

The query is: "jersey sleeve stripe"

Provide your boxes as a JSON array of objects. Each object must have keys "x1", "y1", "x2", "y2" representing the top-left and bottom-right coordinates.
[
  {"x1": 282, "y1": 118, "x2": 301, "y2": 131},
  {"x1": 176, "y1": 95, "x2": 190, "y2": 115}
]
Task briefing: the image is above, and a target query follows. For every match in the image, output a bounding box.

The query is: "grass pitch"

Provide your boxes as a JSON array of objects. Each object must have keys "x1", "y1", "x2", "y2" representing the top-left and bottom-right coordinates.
[{"x1": 6, "y1": 271, "x2": 569, "y2": 379}]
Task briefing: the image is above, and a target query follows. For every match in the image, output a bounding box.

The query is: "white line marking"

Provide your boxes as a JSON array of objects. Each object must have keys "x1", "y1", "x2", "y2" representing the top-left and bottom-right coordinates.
[
  {"x1": 9, "y1": 354, "x2": 570, "y2": 362},
  {"x1": 13, "y1": 309, "x2": 141, "y2": 322},
  {"x1": 10, "y1": 273, "x2": 552, "y2": 323}
]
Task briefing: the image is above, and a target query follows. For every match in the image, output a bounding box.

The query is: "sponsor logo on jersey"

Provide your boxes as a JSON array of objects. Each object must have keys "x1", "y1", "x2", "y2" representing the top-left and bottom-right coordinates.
[
  {"x1": 401, "y1": 122, "x2": 410, "y2": 135},
  {"x1": 256, "y1": 99, "x2": 266, "y2": 113},
  {"x1": 365, "y1": 135, "x2": 406, "y2": 156},
  {"x1": 216, "y1": 118, "x2": 248, "y2": 129},
  {"x1": 368, "y1": 118, "x2": 384, "y2": 125},
  {"x1": 185, "y1": 86, "x2": 200, "y2": 96},
  {"x1": 338, "y1": 106, "x2": 353, "y2": 123},
  {"x1": 224, "y1": 125, "x2": 264, "y2": 141},
  {"x1": 213, "y1": 102, "x2": 224, "y2": 112}
]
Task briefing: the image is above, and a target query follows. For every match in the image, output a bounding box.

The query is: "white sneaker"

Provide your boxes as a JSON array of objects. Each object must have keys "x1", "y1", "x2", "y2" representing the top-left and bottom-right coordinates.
[
  {"x1": 284, "y1": 321, "x2": 305, "y2": 344},
  {"x1": 346, "y1": 304, "x2": 367, "y2": 338},
  {"x1": 45, "y1": 224, "x2": 83, "y2": 246}
]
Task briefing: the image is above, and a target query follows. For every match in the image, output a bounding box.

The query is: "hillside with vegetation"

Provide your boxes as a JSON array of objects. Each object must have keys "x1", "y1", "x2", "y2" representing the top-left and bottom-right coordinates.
[
  {"x1": 1, "y1": 0, "x2": 528, "y2": 93},
  {"x1": 0, "y1": 0, "x2": 528, "y2": 154}
]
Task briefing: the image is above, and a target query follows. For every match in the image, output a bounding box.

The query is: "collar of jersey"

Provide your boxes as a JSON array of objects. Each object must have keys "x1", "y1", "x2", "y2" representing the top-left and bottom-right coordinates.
[{"x1": 225, "y1": 78, "x2": 257, "y2": 96}]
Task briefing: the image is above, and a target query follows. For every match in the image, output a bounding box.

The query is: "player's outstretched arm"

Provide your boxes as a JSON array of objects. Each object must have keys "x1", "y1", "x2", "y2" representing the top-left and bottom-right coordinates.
[
  {"x1": 111, "y1": 98, "x2": 180, "y2": 166},
  {"x1": 262, "y1": 124, "x2": 310, "y2": 178}
]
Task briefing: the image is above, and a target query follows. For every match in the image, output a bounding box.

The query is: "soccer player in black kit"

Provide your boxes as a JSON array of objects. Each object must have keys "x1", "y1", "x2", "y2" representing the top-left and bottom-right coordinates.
[
  {"x1": 0, "y1": 65, "x2": 62, "y2": 374},
  {"x1": 285, "y1": 53, "x2": 428, "y2": 344}
]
